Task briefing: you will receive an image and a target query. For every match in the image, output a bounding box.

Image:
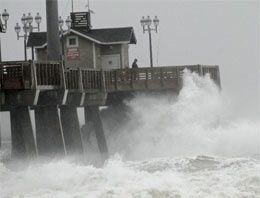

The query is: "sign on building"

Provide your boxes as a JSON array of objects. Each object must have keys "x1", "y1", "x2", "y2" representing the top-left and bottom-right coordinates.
[
  {"x1": 71, "y1": 12, "x2": 91, "y2": 30},
  {"x1": 67, "y1": 47, "x2": 80, "y2": 60}
]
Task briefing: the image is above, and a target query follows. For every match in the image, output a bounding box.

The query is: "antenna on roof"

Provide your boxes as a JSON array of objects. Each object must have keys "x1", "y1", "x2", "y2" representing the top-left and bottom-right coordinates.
[
  {"x1": 72, "y1": 0, "x2": 74, "y2": 12},
  {"x1": 86, "y1": 0, "x2": 95, "y2": 14}
]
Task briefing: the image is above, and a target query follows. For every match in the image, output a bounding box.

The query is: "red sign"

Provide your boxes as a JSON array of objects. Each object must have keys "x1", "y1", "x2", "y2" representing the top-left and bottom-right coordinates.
[{"x1": 67, "y1": 47, "x2": 80, "y2": 60}]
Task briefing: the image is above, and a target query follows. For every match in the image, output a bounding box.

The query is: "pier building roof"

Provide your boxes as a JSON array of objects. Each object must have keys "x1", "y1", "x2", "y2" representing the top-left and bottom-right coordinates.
[{"x1": 27, "y1": 27, "x2": 136, "y2": 48}]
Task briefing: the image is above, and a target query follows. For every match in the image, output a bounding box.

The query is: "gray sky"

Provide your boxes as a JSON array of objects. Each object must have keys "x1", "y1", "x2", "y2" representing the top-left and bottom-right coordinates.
[{"x1": 0, "y1": 0, "x2": 259, "y2": 117}]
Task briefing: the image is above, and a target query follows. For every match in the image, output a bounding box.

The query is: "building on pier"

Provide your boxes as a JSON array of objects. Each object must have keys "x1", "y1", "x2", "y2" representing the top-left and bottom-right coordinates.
[{"x1": 27, "y1": 12, "x2": 137, "y2": 70}]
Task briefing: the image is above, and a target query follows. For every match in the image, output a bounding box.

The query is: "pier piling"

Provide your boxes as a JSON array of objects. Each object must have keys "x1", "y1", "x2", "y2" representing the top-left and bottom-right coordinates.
[
  {"x1": 60, "y1": 106, "x2": 84, "y2": 155},
  {"x1": 10, "y1": 106, "x2": 36, "y2": 158},
  {"x1": 35, "y1": 106, "x2": 65, "y2": 156},
  {"x1": 85, "y1": 106, "x2": 108, "y2": 158}
]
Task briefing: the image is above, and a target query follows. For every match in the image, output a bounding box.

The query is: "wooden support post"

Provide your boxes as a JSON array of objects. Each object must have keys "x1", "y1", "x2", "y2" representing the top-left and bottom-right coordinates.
[
  {"x1": 10, "y1": 106, "x2": 37, "y2": 158},
  {"x1": 35, "y1": 106, "x2": 65, "y2": 156},
  {"x1": 84, "y1": 106, "x2": 108, "y2": 159},
  {"x1": 60, "y1": 106, "x2": 83, "y2": 155}
]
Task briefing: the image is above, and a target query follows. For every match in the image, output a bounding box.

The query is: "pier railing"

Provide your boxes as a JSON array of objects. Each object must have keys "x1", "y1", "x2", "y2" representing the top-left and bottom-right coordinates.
[
  {"x1": 0, "y1": 61, "x2": 32, "y2": 89},
  {"x1": 0, "y1": 61, "x2": 220, "y2": 91}
]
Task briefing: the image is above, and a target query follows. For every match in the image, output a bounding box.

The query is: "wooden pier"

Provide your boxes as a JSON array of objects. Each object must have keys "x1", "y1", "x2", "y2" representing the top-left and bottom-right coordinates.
[{"x1": 0, "y1": 61, "x2": 221, "y2": 158}]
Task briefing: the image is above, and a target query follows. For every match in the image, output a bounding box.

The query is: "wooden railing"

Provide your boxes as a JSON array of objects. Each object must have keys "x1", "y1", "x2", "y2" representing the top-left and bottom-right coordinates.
[
  {"x1": 0, "y1": 61, "x2": 32, "y2": 89},
  {"x1": 0, "y1": 61, "x2": 220, "y2": 92},
  {"x1": 33, "y1": 61, "x2": 64, "y2": 89},
  {"x1": 202, "y1": 65, "x2": 221, "y2": 87}
]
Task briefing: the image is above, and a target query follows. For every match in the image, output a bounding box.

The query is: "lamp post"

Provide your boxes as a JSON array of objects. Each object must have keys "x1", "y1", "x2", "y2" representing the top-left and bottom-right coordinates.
[
  {"x1": 58, "y1": 16, "x2": 72, "y2": 64},
  {"x1": 14, "y1": 13, "x2": 42, "y2": 61},
  {"x1": 0, "y1": 9, "x2": 10, "y2": 63},
  {"x1": 140, "y1": 16, "x2": 159, "y2": 68},
  {"x1": 0, "y1": 9, "x2": 9, "y2": 149}
]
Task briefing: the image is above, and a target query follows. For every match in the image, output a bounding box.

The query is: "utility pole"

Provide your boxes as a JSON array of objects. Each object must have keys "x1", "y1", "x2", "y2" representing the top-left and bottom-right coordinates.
[{"x1": 46, "y1": 0, "x2": 61, "y2": 61}]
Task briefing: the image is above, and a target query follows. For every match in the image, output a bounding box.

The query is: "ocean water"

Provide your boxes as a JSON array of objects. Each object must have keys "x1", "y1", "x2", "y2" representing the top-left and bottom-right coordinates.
[{"x1": 0, "y1": 71, "x2": 259, "y2": 198}]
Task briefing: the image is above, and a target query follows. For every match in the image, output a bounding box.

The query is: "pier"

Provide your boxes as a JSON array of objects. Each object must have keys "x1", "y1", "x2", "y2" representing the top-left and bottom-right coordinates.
[{"x1": 0, "y1": 61, "x2": 221, "y2": 158}]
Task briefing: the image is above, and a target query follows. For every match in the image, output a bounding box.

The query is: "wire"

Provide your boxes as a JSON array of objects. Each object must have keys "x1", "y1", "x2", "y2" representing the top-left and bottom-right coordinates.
[{"x1": 60, "y1": 0, "x2": 70, "y2": 16}]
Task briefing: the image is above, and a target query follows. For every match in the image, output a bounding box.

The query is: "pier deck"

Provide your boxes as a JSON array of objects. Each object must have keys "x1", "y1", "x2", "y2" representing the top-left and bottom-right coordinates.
[{"x1": 0, "y1": 61, "x2": 220, "y2": 108}]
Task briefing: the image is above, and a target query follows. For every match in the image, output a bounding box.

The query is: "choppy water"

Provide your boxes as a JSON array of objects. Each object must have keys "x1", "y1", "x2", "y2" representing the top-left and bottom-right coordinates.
[{"x1": 0, "y1": 71, "x2": 259, "y2": 198}]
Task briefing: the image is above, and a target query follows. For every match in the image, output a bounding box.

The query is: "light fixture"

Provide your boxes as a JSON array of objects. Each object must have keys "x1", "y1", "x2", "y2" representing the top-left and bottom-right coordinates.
[
  {"x1": 65, "y1": 16, "x2": 72, "y2": 29},
  {"x1": 58, "y1": 16, "x2": 64, "y2": 30},
  {"x1": 14, "y1": 12, "x2": 42, "y2": 61},
  {"x1": 140, "y1": 15, "x2": 160, "y2": 67},
  {"x1": 27, "y1": 13, "x2": 33, "y2": 24},
  {"x1": 1, "y1": 9, "x2": 9, "y2": 30},
  {"x1": 14, "y1": 23, "x2": 21, "y2": 34},
  {"x1": 59, "y1": 16, "x2": 72, "y2": 33}
]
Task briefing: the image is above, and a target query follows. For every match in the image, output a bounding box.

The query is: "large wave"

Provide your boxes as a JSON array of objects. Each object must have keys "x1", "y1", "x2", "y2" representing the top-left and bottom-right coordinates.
[{"x1": 104, "y1": 70, "x2": 260, "y2": 160}]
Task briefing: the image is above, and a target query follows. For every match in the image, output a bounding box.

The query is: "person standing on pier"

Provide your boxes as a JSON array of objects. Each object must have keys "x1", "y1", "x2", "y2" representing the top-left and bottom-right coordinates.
[
  {"x1": 132, "y1": 59, "x2": 138, "y2": 80},
  {"x1": 132, "y1": 59, "x2": 138, "y2": 69}
]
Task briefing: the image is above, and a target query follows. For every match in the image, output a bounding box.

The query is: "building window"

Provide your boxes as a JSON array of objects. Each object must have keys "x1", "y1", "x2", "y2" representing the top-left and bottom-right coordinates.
[{"x1": 67, "y1": 36, "x2": 78, "y2": 47}]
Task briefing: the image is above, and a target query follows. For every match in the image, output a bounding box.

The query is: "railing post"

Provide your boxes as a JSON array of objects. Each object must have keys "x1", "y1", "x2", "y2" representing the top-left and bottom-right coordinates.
[
  {"x1": 114, "y1": 70, "x2": 118, "y2": 91},
  {"x1": 145, "y1": 69, "x2": 148, "y2": 89},
  {"x1": 31, "y1": 61, "x2": 38, "y2": 89},
  {"x1": 131, "y1": 69, "x2": 134, "y2": 89},
  {"x1": 100, "y1": 69, "x2": 106, "y2": 92},
  {"x1": 176, "y1": 67, "x2": 180, "y2": 86},
  {"x1": 216, "y1": 65, "x2": 221, "y2": 88},
  {"x1": 60, "y1": 62, "x2": 66, "y2": 89},
  {"x1": 198, "y1": 64, "x2": 203, "y2": 76},
  {"x1": 0, "y1": 62, "x2": 3, "y2": 88},
  {"x1": 160, "y1": 68, "x2": 164, "y2": 88},
  {"x1": 78, "y1": 68, "x2": 84, "y2": 91}
]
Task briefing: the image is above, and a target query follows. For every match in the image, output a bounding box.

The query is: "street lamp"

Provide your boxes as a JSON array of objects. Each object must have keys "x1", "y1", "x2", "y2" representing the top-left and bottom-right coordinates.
[
  {"x1": 0, "y1": 9, "x2": 9, "y2": 63},
  {"x1": 140, "y1": 16, "x2": 159, "y2": 67},
  {"x1": 14, "y1": 13, "x2": 42, "y2": 61}
]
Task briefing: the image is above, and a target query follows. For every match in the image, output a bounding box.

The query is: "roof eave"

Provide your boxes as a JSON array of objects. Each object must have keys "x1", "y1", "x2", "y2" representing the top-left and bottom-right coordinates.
[
  {"x1": 31, "y1": 27, "x2": 136, "y2": 47},
  {"x1": 64, "y1": 29, "x2": 132, "y2": 45},
  {"x1": 130, "y1": 28, "x2": 137, "y2": 44},
  {"x1": 34, "y1": 43, "x2": 47, "y2": 49}
]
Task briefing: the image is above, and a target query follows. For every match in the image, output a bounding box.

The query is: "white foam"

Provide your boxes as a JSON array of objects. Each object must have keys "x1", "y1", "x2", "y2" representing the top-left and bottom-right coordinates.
[{"x1": 105, "y1": 70, "x2": 260, "y2": 160}]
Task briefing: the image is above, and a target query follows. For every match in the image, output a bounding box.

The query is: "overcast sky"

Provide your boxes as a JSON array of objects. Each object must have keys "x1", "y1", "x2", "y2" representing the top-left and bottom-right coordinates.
[{"x1": 0, "y1": 0, "x2": 259, "y2": 118}]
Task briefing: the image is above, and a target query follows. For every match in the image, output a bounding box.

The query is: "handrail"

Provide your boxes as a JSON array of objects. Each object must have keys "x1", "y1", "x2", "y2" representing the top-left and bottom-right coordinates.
[{"x1": 0, "y1": 61, "x2": 220, "y2": 91}]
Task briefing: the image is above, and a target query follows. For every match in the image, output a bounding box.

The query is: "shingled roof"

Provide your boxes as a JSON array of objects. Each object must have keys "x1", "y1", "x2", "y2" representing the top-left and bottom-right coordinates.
[
  {"x1": 27, "y1": 32, "x2": 47, "y2": 47},
  {"x1": 76, "y1": 27, "x2": 136, "y2": 44},
  {"x1": 27, "y1": 27, "x2": 136, "y2": 47}
]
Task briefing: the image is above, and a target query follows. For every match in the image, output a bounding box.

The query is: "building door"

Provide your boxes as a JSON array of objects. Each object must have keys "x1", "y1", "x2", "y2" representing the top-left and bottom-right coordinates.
[{"x1": 101, "y1": 54, "x2": 121, "y2": 69}]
